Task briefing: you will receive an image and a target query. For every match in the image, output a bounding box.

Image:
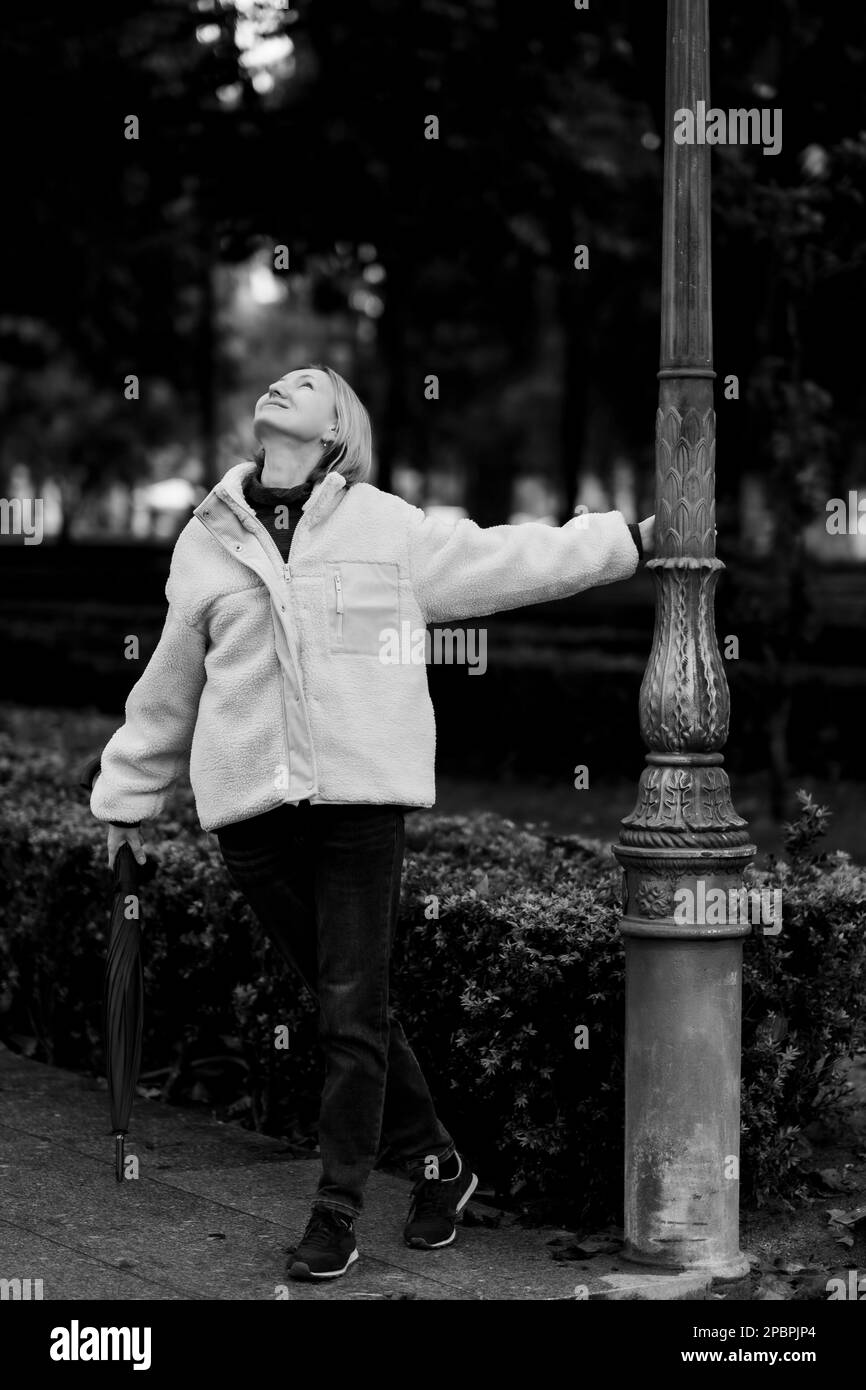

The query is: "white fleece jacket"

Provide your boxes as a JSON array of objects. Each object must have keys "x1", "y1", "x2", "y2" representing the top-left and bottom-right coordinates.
[{"x1": 90, "y1": 461, "x2": 640, "y2": 831}]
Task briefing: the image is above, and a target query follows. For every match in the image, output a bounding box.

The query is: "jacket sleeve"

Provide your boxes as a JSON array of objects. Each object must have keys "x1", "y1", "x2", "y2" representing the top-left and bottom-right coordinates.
[
  {"x1": 90, "y1": 546, "x2": 208, "y2": 826},
  {"x1": 406, "y1": 506, "x2": 641, "y2": 624}
]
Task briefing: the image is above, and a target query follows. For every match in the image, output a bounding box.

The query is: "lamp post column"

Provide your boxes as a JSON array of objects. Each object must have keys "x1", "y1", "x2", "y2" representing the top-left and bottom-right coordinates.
[{"x1": 613, "y1": 0, "x2": 757, "y2": 1279}]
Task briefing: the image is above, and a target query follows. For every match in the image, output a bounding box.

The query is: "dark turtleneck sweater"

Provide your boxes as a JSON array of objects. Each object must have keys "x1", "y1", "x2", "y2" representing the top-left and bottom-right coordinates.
[{"x1": 243, "y1": 468, "x2": 316, "y2": 563}]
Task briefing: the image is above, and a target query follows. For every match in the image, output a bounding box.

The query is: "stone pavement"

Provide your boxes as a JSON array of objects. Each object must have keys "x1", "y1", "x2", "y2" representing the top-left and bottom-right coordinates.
[{"x1": 0, "y1": 1045, "x2": 597, "y2": 1302}]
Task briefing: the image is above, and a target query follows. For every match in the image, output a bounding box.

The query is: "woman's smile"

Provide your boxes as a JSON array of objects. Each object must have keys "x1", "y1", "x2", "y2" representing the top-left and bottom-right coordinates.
[{"x1": 251, "y1": 366, "x2": 342, "y2": 489}]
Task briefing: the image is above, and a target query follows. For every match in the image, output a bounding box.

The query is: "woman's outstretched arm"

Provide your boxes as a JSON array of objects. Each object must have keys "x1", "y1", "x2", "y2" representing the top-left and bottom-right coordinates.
[{"x1": 407, "y1": 504, "x2": 652, "y2": 624}]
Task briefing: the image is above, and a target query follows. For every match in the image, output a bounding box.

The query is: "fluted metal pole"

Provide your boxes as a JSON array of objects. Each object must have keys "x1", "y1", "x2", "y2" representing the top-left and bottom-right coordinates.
[{"x1": 612, "y1": 0, "x2": 757, "y2": 1279}]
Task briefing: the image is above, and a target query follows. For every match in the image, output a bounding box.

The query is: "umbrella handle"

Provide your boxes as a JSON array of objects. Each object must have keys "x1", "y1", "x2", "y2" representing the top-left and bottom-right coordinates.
[{"x1": 115, "y1": 1132, "x2": 126, "y2": 1184}]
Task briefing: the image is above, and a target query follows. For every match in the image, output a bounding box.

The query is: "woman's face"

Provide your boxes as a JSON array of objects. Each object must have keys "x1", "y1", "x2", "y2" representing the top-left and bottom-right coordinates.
[{"x1": 253, "y1": 367, "x2": 337, "y2": 446}]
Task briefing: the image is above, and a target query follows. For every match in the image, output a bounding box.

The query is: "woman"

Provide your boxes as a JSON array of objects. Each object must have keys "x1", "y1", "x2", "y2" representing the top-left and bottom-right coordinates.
[{"x1": 92, "y1": 363, "x2": 654, "y2": 1281}]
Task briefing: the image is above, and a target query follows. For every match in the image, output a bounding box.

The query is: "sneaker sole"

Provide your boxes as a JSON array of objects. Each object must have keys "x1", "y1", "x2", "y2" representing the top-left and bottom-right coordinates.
[
  {"x1": 287, "y1": 1247, "x2": 359, "y2": 1280},
  {"x1": 405, "y1": 1171, "x2": 479, "y2": 1249}
]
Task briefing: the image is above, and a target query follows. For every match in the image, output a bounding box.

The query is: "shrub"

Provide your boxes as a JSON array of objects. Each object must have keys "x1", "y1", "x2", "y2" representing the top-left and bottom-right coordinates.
[
  {"x1": 740, "y1": 792, "x2": 866, "y2": 1201},
  {"x1": 1, "y1": 725, "x2": 863, "y2": 1225}
]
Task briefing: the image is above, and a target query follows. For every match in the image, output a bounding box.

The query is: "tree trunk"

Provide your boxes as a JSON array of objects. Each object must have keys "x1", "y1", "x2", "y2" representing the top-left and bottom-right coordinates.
[
  {"x1": 198, "y1": 219, "x2": 219, "y2": 491},
  {"x1": 375, "y1": 251, "x2": 406, "y2": 496}
]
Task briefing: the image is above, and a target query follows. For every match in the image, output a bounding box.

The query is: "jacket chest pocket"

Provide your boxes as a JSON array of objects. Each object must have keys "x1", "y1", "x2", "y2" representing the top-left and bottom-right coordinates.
[{"x1": 325, "y1": 561, "x2": 400, "y2": 655}]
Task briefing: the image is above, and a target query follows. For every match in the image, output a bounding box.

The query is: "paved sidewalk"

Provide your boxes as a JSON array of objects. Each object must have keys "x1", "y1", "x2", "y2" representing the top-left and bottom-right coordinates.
[{"x1": 0, "y1": 1045, "x2": 582, "y2": 1302}]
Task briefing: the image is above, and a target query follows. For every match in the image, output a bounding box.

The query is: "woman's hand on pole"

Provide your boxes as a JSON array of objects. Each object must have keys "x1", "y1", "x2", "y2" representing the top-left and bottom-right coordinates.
[
  {"x1": 107, "y1": 825, "x2": 147, "y2": 870},
  {"x1": 639, "y1": 515, "x2": 655, "y2": 558}
]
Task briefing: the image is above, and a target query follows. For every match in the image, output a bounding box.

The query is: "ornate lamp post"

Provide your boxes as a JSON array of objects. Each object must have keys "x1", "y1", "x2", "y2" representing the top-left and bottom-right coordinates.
[{"x1": 612, "y1": 0, "x2": 757, "y2": 1280}]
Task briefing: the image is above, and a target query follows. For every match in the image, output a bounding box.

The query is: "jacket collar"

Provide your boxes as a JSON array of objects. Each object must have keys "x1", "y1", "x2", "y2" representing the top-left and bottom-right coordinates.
[{"x1": 194, "y1": 460, "x2": 348, "y2": 533}]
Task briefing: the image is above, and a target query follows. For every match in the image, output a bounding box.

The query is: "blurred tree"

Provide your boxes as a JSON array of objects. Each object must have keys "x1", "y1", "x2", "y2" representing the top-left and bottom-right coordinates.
[
  {"x1": 0, "y1": 0, "x2": 254, "y2": 500},
  {"x1": 270, "y1": 0, "x2": 660, "y2": 521},
  {"x1": 1, "y1": 0, "x2": 864, "y2": 549},
  {"x1": 619, "y1": 0, "x2": 866, "y2": 810}
]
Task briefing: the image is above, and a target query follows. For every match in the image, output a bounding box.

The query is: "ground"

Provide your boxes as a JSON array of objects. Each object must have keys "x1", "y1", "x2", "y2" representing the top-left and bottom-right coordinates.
[{"x1": 738, "y1": 1051, "x2": 866, "y2": 1300}]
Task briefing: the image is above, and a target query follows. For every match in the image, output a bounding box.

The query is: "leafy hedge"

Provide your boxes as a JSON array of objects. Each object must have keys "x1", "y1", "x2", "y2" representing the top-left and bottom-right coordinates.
[{"x1": 1, "y1": 727, "x2": 864, "y2": 1225}]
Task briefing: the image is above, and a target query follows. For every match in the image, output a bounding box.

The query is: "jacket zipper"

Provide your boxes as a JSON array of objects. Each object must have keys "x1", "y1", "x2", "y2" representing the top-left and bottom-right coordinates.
[
  {"x1": 198, "y1": 500, "x2": 319, "y2": 801},
  {"x1": 273, "y1": 506, "x2": 320, "y2": 797},
  {"x1": 334, "y1": 572, "x2": 343, "y2": 639}
]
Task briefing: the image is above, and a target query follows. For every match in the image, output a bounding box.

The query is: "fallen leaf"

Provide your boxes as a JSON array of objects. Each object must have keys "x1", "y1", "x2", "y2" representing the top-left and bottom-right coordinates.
[
  {"x1": 791, "y1": 1273, "x2": 833, "y2": 1301},
  {"x1": 807, "y1": 1168, "x2": 848, "y2": 1192},
  {"x1": 574, "y1": 1236, "x2": 621, "y2": 1256},
  {"x1": 826, "y1": 1204, "x2": 866, "y2": 1227},
  {"x1": 462, "y1": 1205, "x2": 503, "y2": 1228},
  {"x1": 549, "y1": 1244, "x2": 581, "y2": 1263},
  {"x1": 755, "y1": 1274, "x2": 794, "y2": 1301}
]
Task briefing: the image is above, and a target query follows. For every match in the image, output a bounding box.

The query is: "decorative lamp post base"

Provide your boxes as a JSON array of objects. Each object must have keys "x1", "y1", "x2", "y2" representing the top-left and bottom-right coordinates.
[{"x1": 618, "y1": 887, "x2": 755, "y2": 1280}]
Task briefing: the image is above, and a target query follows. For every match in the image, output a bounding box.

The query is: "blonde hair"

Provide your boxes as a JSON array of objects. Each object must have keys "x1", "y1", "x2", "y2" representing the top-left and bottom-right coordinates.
[{"x1": 253, "y1": 363, "x2": 373, "y2": 490}]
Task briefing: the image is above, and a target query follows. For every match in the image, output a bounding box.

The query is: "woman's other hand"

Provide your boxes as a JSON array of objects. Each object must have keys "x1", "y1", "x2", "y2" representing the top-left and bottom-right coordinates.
[{"x1": 107, "y1": 824, "x2": 147, "y2": 870}]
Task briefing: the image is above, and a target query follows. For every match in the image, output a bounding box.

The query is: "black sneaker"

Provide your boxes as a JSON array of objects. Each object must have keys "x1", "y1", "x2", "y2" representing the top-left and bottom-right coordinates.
[
  {"x1": 286, "y1": 1205, "x2": 359, "y2": 1280},
  {"x1": 404, "y1": 1152, "x2": 479, "y2": 1249}
]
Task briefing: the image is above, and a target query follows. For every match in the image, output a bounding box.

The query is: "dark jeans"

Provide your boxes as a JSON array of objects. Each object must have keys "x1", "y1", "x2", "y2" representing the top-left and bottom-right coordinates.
[{"x1": 216, "y1": 802, "x2": 455, "y2": 1220}]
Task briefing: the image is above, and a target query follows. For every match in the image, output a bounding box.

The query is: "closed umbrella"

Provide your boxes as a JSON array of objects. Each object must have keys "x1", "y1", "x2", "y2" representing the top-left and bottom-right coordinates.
[
  {"x1": 79, "y1": 754, "x2": 150, "y2": 1183},
  {"x1": 104, "y1": 839, "x2": 145, "y2": 1182}
]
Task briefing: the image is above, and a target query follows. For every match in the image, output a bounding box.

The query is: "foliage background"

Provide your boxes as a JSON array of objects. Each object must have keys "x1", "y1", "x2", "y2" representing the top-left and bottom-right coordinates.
[{"x1": 1, "y1": 711, "x2": 863, "y2": 1224}]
